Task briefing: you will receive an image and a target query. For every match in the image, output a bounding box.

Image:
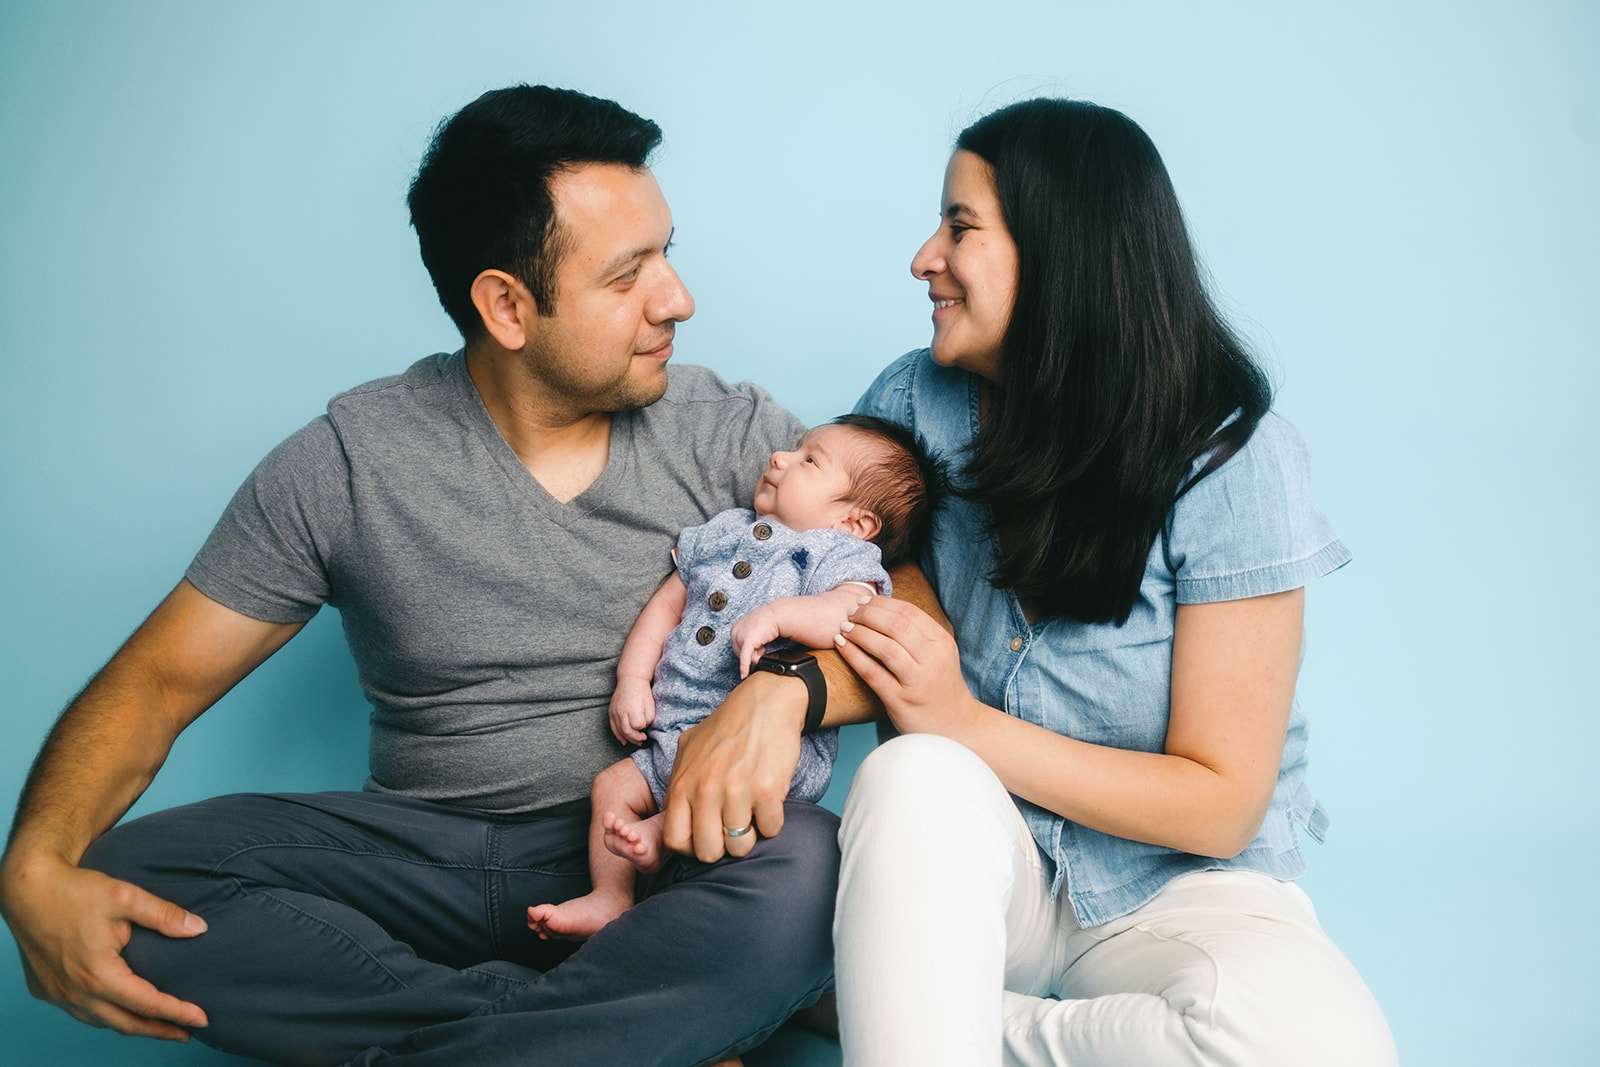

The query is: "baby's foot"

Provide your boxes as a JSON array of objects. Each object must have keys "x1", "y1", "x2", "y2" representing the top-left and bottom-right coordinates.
[
  {"x1": 603, "y1": 810, "x2": 666, "y2": 873},
  {"x1": 527, "y1": 888, "x2": 631, "y2": 942}
]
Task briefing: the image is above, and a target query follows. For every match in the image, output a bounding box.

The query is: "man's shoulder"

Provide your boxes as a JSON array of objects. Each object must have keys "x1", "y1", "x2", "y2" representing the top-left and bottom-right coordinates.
[
  {"x1": 325, "y1": 352, "x2": 456, "y2": 414},
  {"x1": 655, "y1": 363, "x2": 773, "y2": 411},
  {"x1": 641, "y1": 363, "x2": 804, "y2": 442}
]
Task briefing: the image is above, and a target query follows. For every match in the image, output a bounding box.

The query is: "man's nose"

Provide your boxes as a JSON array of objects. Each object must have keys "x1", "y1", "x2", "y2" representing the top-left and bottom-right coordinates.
[{"x1": 649, "y1": 262, "x2": 695, "y2": 324}]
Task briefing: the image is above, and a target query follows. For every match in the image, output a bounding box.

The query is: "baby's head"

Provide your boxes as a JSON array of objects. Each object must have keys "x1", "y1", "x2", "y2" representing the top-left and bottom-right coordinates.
[{"x1": 752, "y1": 414, "x2": 944, "y2": 566}]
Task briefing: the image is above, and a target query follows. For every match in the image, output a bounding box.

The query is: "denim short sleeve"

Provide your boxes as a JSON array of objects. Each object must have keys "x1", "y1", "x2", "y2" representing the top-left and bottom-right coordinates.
[
  {"x1": 852, "y1": 351, "x2": 922, "y2": 425},
  {"x1": 1166, "y1": 412, "x2": 1351, "y2": 604}
]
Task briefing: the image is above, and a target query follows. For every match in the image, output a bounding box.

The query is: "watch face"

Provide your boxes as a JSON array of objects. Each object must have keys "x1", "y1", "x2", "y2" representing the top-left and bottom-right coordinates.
[{"x1": 759, "y1": 654, "x2": 815, "y2": 674}]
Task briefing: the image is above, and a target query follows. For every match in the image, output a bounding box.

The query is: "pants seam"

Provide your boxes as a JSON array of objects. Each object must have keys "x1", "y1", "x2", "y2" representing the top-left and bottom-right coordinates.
[
  {"x1": 485, "y1": 817, "x2": 505, "y2": 959},
  {"x1": 243, "y1": 880, "x2": 414, "y2": 992}
]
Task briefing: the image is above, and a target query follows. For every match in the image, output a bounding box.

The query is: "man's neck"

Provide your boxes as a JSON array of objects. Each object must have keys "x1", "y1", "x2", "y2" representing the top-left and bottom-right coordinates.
[{"x1": 465, "y1": 343, "x2": 613, "y2": 504}]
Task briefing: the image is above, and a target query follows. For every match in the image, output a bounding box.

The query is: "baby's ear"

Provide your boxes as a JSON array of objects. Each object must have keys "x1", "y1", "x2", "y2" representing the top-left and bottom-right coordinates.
[{"x1": 838, "y1": 506, "x2": 882, "y2": 544}]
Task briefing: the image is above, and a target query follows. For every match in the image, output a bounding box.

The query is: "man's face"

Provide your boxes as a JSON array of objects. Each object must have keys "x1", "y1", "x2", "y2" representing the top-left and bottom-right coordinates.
[{"x1": 522, "y1": 164, "x2": 694, "y2": 412}]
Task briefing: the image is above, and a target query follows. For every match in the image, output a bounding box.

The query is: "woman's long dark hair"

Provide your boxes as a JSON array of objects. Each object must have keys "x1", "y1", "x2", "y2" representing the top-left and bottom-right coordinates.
[{"x1": 955, "y1": 99, "x2": 1270, "y2": 625}]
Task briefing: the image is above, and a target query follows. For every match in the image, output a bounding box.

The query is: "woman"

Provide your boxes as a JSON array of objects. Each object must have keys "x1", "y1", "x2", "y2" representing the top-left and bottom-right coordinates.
[{"x1": 832, "y1": 99, "x2": 1396, "y2": 1067}]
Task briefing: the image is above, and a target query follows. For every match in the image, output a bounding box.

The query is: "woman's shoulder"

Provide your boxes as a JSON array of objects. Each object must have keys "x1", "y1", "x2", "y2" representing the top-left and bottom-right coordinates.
[
  {"x1": 854, "y1": 349, "x2": 973, "y2": 436},
  {"x1": 1169, "y1": 409, "x2": 1349, "y2": 602}
]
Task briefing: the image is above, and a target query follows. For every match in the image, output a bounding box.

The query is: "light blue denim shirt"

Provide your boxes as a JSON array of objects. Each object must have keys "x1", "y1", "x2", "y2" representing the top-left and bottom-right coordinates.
[{"x1": 856, "y1": 350, "x2": 1351, "y2": 927}]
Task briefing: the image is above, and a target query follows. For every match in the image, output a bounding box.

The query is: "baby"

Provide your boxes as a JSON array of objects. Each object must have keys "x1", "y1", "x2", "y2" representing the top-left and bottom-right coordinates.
[{"x1": 528, "y1": 414, "x2": 942, "y2": 941}]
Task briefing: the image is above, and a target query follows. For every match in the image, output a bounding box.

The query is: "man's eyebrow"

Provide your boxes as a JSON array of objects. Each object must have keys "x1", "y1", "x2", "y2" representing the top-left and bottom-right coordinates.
[{"x1": 598, "y1": 227, "x2": 675, "y2": 278}]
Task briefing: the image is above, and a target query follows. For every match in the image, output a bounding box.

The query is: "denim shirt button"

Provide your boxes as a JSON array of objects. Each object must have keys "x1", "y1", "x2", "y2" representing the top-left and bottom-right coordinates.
[{"x1": 1010, "y1": 636, "x2": 1023, "y2": 652}]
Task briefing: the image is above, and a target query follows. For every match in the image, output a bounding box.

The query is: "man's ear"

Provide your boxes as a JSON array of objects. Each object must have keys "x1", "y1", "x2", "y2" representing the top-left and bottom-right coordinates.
[
  {"x1": 838, "y1": 507, "x2": 882, "y2": 544},
  {"x1": 469, "y1": 269, "x2": 537, "y2": 350}
]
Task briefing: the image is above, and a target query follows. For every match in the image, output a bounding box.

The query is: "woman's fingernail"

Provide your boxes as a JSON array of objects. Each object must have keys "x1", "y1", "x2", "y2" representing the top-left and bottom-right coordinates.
[
  {"x1": 841, "y1": 621, "x2": 854, "y2": 632},
  {"x1": 834, "y1": 633, "x2": 847, "y2": 645}
]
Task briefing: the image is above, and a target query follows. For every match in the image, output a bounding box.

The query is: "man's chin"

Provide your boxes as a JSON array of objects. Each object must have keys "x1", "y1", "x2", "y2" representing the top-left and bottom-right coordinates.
[{"x1": 607, "y1": 367, "x2": 671, "y2": 412}]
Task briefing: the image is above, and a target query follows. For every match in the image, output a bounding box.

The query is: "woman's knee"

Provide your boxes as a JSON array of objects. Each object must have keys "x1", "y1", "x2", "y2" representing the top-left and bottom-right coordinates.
[{"x1": 843, "y1": 734, "x2": 1010, "y2": 834}]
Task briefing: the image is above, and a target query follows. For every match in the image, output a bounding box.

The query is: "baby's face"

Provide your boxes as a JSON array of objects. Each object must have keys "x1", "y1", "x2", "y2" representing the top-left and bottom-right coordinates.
[{"x1": 752, "y1": 424, "x2": 867, "y2": 533}]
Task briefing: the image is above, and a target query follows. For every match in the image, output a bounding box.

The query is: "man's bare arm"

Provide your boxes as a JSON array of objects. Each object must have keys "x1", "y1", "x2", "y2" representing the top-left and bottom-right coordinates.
[
  {"x1": 661, "y1": 562, "x2": 949, "y2": 861},
  {"x1": 814, "y1": 561, "x2": 949, "y2": 728},
  {"x1": 1, "y1": 579, "x2": 302, "y2": 1041}
]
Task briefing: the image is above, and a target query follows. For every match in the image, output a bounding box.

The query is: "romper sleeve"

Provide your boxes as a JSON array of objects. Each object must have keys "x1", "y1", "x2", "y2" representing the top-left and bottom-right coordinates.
[
  {"x1": 1166, "y1": 413, "x2": 1351, "y2": 604},
  {"x1": 798, "y1": 531, "x2": 893, "y2": 599},
  {"x1": 184, "y1": 416, "x2": 353, "y2": 623}
]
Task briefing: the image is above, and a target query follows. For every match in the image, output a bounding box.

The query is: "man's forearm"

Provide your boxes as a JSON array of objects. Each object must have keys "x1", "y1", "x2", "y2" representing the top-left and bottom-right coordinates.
[
  {"x1": 6, "y1": 667, "x2": 185, "y2": 865},
  {"x1": 5, "y1": 580, "x2": 302, "y2": 866},
  {"x1": 808, "y1": 562, "x2": 949, "y2": 729}
]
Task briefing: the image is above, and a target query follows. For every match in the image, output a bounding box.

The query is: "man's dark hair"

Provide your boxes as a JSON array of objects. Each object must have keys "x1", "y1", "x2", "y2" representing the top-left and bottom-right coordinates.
[
  {"x1": 407, "y1": 85, "x2": 663, "y2": 339},
  {"x1": 830, "y1": 414, "x2": 948, "y2": 568}
]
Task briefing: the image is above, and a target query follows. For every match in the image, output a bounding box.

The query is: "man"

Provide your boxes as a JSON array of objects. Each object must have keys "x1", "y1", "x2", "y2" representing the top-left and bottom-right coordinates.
[{"x1": 0, "y1": 85, "x2": 909, "y2": 1065}]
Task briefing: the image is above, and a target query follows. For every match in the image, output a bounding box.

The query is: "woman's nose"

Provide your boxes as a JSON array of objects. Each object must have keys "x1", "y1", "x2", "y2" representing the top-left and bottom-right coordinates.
[{"x1": 910, "y1": 231, "x2": 944, "y2": 279}]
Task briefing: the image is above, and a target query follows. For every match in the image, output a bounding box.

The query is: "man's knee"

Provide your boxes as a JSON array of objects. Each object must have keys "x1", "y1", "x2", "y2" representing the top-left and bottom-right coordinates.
[
  {"x1": 757, "y1": 800, "x2": 842, "y2": 891},
  {"x1": 704, "y1": 801, "x2": 839, "y2": 946},
  {"x1": 81, "y1": 793, "x2": 277, "y2": 901},
  {"x1": 81, "y1": 806, "x2": 190, "y2": 886}
]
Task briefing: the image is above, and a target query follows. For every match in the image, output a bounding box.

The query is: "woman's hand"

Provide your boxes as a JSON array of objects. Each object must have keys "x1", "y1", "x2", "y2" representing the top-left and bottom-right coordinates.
[{"x1": 832, "y1": 596, "x2": 987, "y2": 739}]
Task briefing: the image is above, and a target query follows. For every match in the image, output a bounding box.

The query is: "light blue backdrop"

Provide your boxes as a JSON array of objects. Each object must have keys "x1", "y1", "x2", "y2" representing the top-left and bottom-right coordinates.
[{"x1": 2, "y1": 2, "x2": 1595, "y2": 1064}]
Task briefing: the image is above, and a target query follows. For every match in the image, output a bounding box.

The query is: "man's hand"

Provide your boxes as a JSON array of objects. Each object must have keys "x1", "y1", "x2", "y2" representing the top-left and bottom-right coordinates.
[
  {"x1": 0, "y1": 852, "x2": 208, "y2": 1041},
  {"x1": 661, "y1": 671, "x2": 807, "y2": 863},
  {"x1": 661, "y1": 565, "x2": 948, "y2": 864},
  {"x1": 608, "y1": 676, "x2": 656, "y2": 745}
]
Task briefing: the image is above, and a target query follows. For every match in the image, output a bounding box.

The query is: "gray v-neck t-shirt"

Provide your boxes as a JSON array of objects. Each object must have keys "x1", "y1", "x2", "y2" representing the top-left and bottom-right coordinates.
[{"x1": 186, "y1": 351, "x2": 805, "y2": 813}]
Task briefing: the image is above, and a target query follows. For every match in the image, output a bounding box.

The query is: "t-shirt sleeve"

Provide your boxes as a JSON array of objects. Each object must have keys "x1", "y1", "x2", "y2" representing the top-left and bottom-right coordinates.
[
  {"x1": 701, "y1": 379, "x2": 806, "y2": 507},
  {"x1": 1166, "y1": 413, "x2": 1351, "y2": 604},
  {"x1": 800, "y1": 532, "x2": 893, "y2": 599},
  {"x1": 184, "y1": 415, "x2": 352, "y2": 623}
]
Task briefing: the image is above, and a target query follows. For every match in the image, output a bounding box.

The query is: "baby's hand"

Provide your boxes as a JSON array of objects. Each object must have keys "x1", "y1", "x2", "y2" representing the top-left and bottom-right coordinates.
[
  {"x1": 730, "y1": 607, "x2": 779, "y2": 679},
  {"x1": 609, "y1": 677, "x2": 656, "y2": 745}
]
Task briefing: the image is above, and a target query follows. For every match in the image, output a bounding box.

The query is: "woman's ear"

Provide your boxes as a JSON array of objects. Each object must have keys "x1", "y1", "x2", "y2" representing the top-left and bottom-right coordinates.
[
  {"x1": 469, "y1": 269, "x2": 537, "y2": 351},
  {"x1": 838, "y1": 507, "x2": 882, "y2": 544}
]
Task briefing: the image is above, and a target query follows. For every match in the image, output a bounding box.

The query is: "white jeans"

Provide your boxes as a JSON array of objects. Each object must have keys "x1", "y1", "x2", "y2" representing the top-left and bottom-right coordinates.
[{"x1": 834, "y1": 735, "x2": 1398, "y2": 1067}]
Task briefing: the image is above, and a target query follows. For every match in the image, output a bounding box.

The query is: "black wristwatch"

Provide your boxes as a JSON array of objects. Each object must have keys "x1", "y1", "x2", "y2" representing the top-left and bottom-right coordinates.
[{"x1": 752, "y1": 653, "x2": 827, "y2": 735}]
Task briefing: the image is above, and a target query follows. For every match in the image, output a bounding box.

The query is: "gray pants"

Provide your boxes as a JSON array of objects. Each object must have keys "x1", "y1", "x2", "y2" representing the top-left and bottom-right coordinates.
[{"x1": 83, "y1": 791, "x2": 838, "y2": 1066}]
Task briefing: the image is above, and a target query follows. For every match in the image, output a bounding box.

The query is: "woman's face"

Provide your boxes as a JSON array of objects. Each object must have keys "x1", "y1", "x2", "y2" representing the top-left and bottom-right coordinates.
[{"x1": 910, "y1": 150, "x2": 1018, "y2": 380}]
